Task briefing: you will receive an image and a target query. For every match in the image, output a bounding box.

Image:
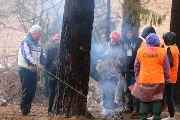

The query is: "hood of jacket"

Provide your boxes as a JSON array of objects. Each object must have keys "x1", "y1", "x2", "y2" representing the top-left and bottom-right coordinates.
[
  {"x1": 122, "y1": 25, "x2": 136, "y2": 40},
  {"x1": 146, "y1": 33, "x2": 160, "y2": 47},
  {"x1": 163, "y1": 32, "x2": 176, "y2": 46}
]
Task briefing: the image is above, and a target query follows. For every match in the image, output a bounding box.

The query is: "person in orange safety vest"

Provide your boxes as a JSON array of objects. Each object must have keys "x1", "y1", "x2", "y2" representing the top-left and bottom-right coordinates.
[
  {"x1": 132, "y1": 27, "x2": 156, "y2": 118},
  {"x1": 161, "y1": 32, "x2": 179, "y2": 120}
]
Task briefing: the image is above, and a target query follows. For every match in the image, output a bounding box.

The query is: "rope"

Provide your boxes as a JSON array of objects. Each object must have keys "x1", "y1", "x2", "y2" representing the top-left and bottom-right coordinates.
[
  {"x1": 42, "y1": 64, "x2": 120, "y2": 116},
  {"x1": 42, "y1": 67, "x2": 87, "y2": 98},
  {"x1": 18, "y1": 60, "x2": 120, "y2": 116},
  {"x1": 18, "y1": 59, "x2": 98, "y2": 100}
]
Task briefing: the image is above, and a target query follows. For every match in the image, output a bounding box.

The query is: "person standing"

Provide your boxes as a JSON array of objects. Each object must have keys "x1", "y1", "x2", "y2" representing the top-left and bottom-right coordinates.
[
  {"x1": 18, "y1": 25, "x2": 46, "y2": 115},
  {"x1": 45, "y1": 33, "x2": 61, "y2": 116},
  {"x1": 99, "y1": 31, "x2": 126, "y2": 117},
  {"x1": 130, "y1": 33, "x2": 170, "y2": 120},
  {"x1": 131, "y1": 26, "x2": 156, "y2": 117},
  {"x1": 120, "y1": 25, "x2": 143, "y2": 112},
  {"x1": 161, "y1": 32, "x2": 179, "y2": 120}
]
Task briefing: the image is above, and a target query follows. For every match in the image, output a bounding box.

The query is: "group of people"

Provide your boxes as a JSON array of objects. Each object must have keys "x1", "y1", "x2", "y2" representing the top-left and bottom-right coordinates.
[
  {"x1": 17, "y1": 24, "x2": 179, "y2": 120},
  {"x1": 93, "y1": 25, "x2": 143, "y2": 117},
  {"x1": 18, "y1": 25, "x2": 61, "y2": 116},
  {"x1": 92, "y1": 25, "x2": 179, "y2": 120}
]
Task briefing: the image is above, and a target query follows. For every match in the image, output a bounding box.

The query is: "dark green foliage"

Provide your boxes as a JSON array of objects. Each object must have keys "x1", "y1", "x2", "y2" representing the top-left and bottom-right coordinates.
[{"x1": 122, "y1": 0, "x2": 167, "y2": 33}]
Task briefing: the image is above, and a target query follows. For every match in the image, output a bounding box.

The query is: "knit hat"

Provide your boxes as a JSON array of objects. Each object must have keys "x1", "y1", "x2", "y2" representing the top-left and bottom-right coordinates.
[
  {"x1": 29, "y1": 25, "x2": 42, "y2": 34},
  {"x1": 146, "y1": 33, "x2": 160, "y2": 47},
  {"x1": 163, "y1": 32, "x2": 176, "y2": 46},
  {"x1": 110, "y1": 31, "x2": 120, "y2": 40},
  {"x1": 141, "y1": 27, "x2": 156, "y2": 38}
]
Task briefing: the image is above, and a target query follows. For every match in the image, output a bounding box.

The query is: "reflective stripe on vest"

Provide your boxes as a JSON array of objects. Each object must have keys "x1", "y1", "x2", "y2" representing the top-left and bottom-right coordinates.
[{"x1": 137, "y1": 47, "x2": 166, "y2": 83}]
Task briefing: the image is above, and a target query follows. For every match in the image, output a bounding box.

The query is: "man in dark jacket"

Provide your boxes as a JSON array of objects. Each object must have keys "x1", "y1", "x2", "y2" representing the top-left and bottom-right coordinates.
[
  {"x1": 45, "y1": 34, "x2": 61, "y2": 116},
  {"x1": 120, "y1": 25, "x2": 142, "y2": 113}
]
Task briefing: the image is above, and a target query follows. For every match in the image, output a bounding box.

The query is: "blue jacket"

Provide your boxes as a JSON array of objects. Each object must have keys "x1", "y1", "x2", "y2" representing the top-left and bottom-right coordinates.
[{"x1": 20, "y1": 33, "x2": 46, "y2": 66}]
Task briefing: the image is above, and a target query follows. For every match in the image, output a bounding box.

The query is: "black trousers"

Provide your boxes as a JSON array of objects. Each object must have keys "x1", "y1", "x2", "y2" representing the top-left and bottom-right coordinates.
[
  {"x1": 48, "y1": 79, "x2": 57, "y2": 112},
  {"x1": 164, "y1": 83, "x2": 174, "y2": 117},
  {"x1": 125, "y1": 72, "x2": 134, "y2": 109},
  {"x1": 48, "y1": 66, "x2": 57, "y2": 112},
  {"x1": 19, "y1": 67, "x2": 37, "y2": 115}
]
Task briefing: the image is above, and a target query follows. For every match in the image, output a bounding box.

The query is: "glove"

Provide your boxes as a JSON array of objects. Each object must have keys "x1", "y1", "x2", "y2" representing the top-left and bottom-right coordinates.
[{"x1": 165, "y1": 79, "x2": 170, "y2": 83}]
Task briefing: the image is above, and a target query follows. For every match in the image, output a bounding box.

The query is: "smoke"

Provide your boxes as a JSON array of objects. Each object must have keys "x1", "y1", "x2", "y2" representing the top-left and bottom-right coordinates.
[{"x1": 90, "y1": 38, "x2": 127, "y2": 117}]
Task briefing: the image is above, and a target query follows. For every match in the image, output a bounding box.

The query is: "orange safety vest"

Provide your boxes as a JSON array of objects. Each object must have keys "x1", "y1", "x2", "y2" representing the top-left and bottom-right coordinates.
[
  {"x1": 167, "y1": 46, "x2": 179, "y2": 83},
  {"x1": 137, "y1": 47, "x2": 166, "y2": 83},
  {"x1": 140, "y1": 41, "x2": 164, "y2": 48}
]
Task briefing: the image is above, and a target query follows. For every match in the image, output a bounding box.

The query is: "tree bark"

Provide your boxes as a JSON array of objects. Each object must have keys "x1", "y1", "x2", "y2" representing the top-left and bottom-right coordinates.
[
  {"x1": 55, "y1": 0, "x2": 94, "y2": 118},
  {"x1": 170, "y1": 0, "x2": 180, "y2": 103}
]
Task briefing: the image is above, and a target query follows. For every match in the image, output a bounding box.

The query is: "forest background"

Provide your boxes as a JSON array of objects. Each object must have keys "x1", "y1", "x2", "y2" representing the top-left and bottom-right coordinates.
[{"x1": 0, "y1": 0, "x2": 175, "y2": 120}]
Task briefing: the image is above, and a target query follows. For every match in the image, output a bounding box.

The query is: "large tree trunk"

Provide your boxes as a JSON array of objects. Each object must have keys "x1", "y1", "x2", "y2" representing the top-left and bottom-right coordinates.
[
  {"x1": 54, "y1": 0, "x2": 94, "y2": 118},
  {"x1": 170, "y1": 0, "x2": 180, "y2": 103}
]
